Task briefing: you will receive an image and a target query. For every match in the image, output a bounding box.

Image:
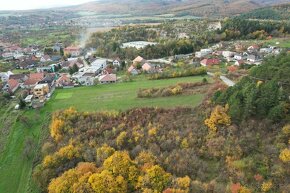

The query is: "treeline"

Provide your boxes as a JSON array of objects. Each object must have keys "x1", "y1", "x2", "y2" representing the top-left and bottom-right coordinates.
[
  {"x1": 148, "y1": 66, "x2": 207, "y2": 80},
  {"x1": 217, "y1": 18, "x2": 290, "y2": 40},
  {"x1": 213, "y1": 53, "x2": 290, "y2": 122},
  {"x1": 137, "y1": 81, "x2": 208, "y2": 98}
]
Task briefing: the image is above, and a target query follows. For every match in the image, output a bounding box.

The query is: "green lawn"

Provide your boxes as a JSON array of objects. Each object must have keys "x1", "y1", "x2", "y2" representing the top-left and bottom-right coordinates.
[
  {"x1": 0, "y1": 75, "x2": 208, "y2": 193},
  {"x1": 47, "y1": 76, "x2": 208, "y2": 112}
]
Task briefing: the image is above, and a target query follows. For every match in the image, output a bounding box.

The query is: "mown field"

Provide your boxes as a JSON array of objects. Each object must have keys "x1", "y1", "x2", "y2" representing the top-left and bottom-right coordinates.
[{"x1": 0, "y1": 75, "x2": 209, "y2": 193}]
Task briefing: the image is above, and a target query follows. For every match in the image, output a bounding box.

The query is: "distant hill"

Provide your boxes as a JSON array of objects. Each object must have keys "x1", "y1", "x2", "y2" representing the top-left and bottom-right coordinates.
[
  {"x1": 237, "y1": 3, "x2": 290, "y2": 20},
  {"x1": 64, "y1": 0, "x2": 290, "y2": 17}
]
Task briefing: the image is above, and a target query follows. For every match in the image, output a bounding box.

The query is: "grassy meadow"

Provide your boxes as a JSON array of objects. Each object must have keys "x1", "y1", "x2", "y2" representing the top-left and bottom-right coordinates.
[{"x1": 0, "y1": 75, "x2": 209, "y2": 193}]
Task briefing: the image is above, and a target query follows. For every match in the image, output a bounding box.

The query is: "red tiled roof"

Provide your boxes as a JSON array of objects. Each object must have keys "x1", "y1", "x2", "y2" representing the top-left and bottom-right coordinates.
[
  {"x1": 29, "y1": 73, "x2": 44, "y2": 81},
  {"x1": 64, "y1": 46, "x2": 80, "y2": 51},
  {"x1": 99, "y1": 74, "x2": 117, "y2": 82},
  {"x1": 24, "y1": 78, "x2": 39, "y2": 86},
  {"x1": 133, "y1": 56, "x2": 145, "y2": 63},
  {"x1": 128, "y1": 65, "x2": 136, "y2": 72},
  {"x1": 8, "y1": 79, "x2": 19, "y2": 90},
  {"x1": 200, "y1": 58, "x2": 220, "y2": 66}
]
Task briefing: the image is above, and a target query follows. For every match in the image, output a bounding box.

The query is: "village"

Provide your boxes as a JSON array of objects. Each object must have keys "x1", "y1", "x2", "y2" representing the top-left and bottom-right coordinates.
[{"x1": 0, "y1": 38, "x2": 285, "y2": 109}]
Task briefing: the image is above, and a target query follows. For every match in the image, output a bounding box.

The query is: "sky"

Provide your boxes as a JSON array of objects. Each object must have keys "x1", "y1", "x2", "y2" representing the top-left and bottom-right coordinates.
[{"x1": 0, "y1": 0, "x2": 95, "y2": 11}]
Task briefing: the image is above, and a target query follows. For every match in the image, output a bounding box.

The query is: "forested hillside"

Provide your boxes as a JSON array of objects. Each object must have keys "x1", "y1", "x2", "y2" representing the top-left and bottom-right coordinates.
[
  {"x1": 237, "y1": 4, "x2": 290, "y2": 20},
  {"x1": 33, "y1": 53, "x2": 290, "y2": 193}
]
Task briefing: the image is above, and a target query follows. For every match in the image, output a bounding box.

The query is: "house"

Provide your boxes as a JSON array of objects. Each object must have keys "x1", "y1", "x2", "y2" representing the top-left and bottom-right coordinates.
[
  {"x1": 260, "y1": 48, "x2": 272, "y2": 54},
  {"x1": 37, "y1": 66, "x2": 52, "y2": 73},
  {"x1": 9, "y1": 73, "x2": 28, "y2": 83},
  {"x1": 102, "y1": 67, "x2": 114, "y2": 75},
  {"x1": 61, "y1": 58, "x2": 84, "y2": 70},
  {"x1": 90, "y1": 59, "x2": 107, "y2": 74},
  {"x1": 2, "y1": 52, "x2": 13, "y2": 59},
  {"x1": 142, "y1": 63, "x2": 153, "y2": 72},
  {"x1": 133, "y1": 56, "x2": 146, "y2": 65},
  {"x1": 113, "y1": 58, "x2": 121, "y2": 66},
  {"x1": 38, "y1": 73, "x2": 56, "y2": 87},
  {"x1": 52, "y1": 43, "x2": 63, "y2": 52},
  {"x1": 55, "y1": 74, "x2": 74, "y2": 88},
  {"x1": 128, "y1": 65, "x2": 139, "y2": 75},
  {"x1": 23, "y1": 73, "x2": 45, "y2": 88},
  {"x1": 195, "y1": 49, "x2": 213, "y2": 58},
  {"x1": 72, "y1": 71, "x2": 96, "y2": 86},
  {"x1": 200, "y1": 58, "x2": 220, "y2": 67},
  {"x1": 51, "y1": 55, "x2": 62, "y2": 62},
  {"x1": 33, "y1": 83, "x2": 49, "y2": 99},
  {"x1": 247, "y1": 45, "x2": 259, "y2": 53},
  {"x1": 222, "y1": 51, "x2": 235, "y2": 58},
  {"x1": 0, "y1": 71, "x2": 13, "y2": 82},
  {"x1": 98, "y1": 74, "x2": 117, "y2": 84},
  {"x1": 40, "y1": 55, "x2": 51, "y2": 63},
  {"x1": 64, "y1": 46, "x2": 81, "y2": 57},
  {"x1": 234, "y1": 54, "x2": 244, "y2": 61},
  {"x1": 234, "y1": 60, "x2": 245, "y2": 66},
  {"x1": 247, "y1": 55, "x2": 261, "y2": 63},
  {"x1": 3, "y1": 79, "x2": 20, "y2": 93}
]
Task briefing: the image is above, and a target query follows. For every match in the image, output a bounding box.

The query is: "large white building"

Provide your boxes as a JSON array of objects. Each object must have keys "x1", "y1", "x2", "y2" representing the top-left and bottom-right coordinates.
[{"x1": 121, "y1": 41, "x2": 158, "y2": 49}]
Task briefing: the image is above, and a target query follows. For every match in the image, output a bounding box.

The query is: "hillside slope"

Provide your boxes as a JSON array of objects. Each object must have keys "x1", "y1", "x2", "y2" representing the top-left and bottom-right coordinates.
[{"x1": 65, "y1": 0, "x2": 290, "y2": 17}]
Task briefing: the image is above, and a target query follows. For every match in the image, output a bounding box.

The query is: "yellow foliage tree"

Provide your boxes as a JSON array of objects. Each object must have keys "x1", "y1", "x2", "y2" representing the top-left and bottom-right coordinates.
[
  {"x1": 138, "y1": 165, "x2": 171, "y2": 192},
  {"x1": 279, "y1": 148, "x2": 290, "y2": 163},
  {"x1": 204, "y1": 105, "x2": 231, "y2": 132},
  {"x1": 48, "y1": 169, "x2": 79, "y2": 193},
  {"x1": 96, "y1": 144, "x2": 115, "y2": 165},
  {"x1": 239, "y1": 186, "x2": 252, "y2": 193},
  {"x1": 116, "y1": 131, "x2": 127, "y2": 147},
  {"x1": 176, "y1": 176, "x2": 191, "y2": 190},
  {"x1": 103, "y1": 151, "x2": 139, "y2": 189},
  {"x1": 89, "y1": 170, "x2": 127, "y2": 193},
  {"x1": 50, "y1": 118, "x2": 65, "y2": 142},
  {"x1": 261, "y1": 180, "x2": 273, "y2": 192}
]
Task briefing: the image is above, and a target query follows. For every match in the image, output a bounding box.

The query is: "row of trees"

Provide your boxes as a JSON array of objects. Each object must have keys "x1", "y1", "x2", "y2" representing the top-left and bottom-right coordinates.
[{"x1": 137, "y1": 81, "x2": 208, "y2": 98}]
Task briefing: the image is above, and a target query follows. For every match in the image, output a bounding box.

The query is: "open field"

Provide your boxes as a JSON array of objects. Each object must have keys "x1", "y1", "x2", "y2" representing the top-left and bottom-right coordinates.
[{"x1": 0, "y1": 75, "x2": 208, "y2": 193}]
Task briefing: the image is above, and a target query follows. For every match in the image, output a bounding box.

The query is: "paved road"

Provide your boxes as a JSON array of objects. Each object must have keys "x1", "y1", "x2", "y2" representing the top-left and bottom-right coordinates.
[
  {"x1": 207, "y1": 72, "x2": 235, "y2": 87},
  {"x1": 220, "y1": 75, "x2": 235, "y2": 86}
]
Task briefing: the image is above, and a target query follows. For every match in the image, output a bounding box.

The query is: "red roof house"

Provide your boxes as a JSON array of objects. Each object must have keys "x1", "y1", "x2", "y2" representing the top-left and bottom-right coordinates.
[{"x1": 200, "y1": 58, "x2": 220, "y2": 66}]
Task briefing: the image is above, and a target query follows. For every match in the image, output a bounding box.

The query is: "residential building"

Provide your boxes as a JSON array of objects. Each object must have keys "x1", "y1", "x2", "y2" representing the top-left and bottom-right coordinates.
[
  {"x1": 133, "y1": 56, "x2": 146, "y2": 65},
  {"x1": 200, "y1": 58, "x2": 220, "y2": 67},
  {"x1": 113, "y1": 58, "x2": 121, "y2": 66},
  {"x1": 33, "y1": 83, "x2": 49, "y2": 99},
  {"x1": 0, "y1": 71, "x2": 13, "y2": 82},
  {"x1": 64, "y1": 46, "x2": 81, "y2": 57},
  {"x1": 98, "y1": 74, "x2": 117, "y2": 84},
  {"x1": 3, "y1": 79, "x2": 20, "y2": 93},
  {"x1": 128, "y1": 65, "x2": 139, "y2": 75}
]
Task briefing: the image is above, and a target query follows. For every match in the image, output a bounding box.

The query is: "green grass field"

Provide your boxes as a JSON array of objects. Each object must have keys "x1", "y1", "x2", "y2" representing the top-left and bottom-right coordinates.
[{"x1": 0, "y1": 75, "x2": 208, "y2": 193}]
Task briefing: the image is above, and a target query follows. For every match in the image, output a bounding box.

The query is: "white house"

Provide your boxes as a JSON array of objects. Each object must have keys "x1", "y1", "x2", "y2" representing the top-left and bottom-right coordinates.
[
  {"x1": 113, "y1": 58, "x2": 121, "y2": 66},
  {"x1": 40, "y1": 55, "x2": 51, "y2": 63},
  {"x1": 195, "y1": 48, "x2": 213, "y2": 58},
  {"x1": 222, "y1": 51, "x2": 235, "y2": 58},
  {"x1": 0, "y1": 71, "x2": 13, "y2": 82},
  {"x1": 91, "y1": 59, "x2": 107, "y2": 74},
  {"x1": 234, "y1": 54, "x2": 244, "y2": 61}
]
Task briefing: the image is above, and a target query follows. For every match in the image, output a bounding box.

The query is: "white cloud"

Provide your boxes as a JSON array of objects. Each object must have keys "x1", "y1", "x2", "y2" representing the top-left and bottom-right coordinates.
[{"x1": 0, "y1": 0, "x2": 94, "y2": 10}]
